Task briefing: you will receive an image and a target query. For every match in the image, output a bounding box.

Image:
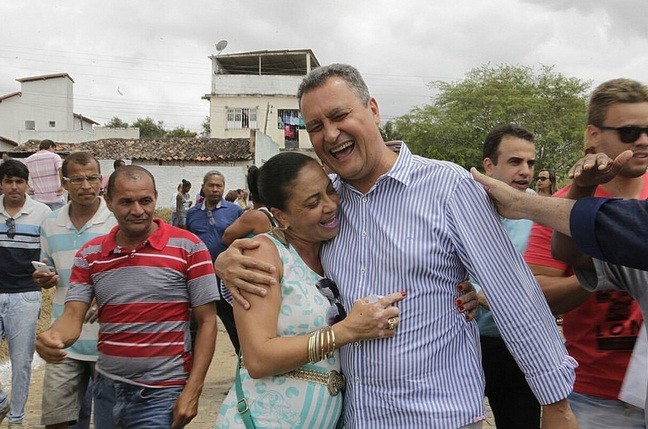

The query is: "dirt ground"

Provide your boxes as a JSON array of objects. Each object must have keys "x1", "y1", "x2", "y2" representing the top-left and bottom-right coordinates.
[{"x1": 0, "y1": 289, "x2": 238, "y2": 429}]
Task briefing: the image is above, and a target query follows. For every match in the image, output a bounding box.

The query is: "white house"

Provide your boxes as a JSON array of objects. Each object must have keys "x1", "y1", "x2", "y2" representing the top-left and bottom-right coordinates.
[
  {"x1": 0, "y1": 73, "x2": 138, "y2": 144},
  {"x1": 203, "y1": 49, "x2": 320, "y2": 150}
]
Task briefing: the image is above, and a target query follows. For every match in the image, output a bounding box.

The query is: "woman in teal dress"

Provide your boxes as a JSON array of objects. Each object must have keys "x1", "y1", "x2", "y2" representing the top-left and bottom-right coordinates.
[{"x1": 215, "y1": 153, "x2": 406, "y2": 428}]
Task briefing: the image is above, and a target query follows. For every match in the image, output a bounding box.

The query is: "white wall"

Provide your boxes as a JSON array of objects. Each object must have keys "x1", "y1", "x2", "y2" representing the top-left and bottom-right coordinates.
[
  {"x1": 93, "y1": 127, "x2": 140, "y2": 140},
  {"x1": 98, "y1": 160, "x2": 251, "y2": 209}
]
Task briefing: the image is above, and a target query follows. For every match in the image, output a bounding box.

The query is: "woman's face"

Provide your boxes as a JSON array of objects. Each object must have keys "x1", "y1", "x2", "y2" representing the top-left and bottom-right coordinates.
[{"x1": 275, "y1": 162, "x2": 340, "y2": 244}]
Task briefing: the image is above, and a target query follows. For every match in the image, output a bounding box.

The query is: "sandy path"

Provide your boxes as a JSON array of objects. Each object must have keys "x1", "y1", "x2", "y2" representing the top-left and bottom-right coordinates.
[{"x1": 8, "y1": 327, "x2": 238, "y2": 429}]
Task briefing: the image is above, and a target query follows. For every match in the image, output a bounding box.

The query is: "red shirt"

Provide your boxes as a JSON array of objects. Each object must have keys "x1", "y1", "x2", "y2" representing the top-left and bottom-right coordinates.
[{"x1": 524, "y1": 177, "x2": 647, "y2": 399}]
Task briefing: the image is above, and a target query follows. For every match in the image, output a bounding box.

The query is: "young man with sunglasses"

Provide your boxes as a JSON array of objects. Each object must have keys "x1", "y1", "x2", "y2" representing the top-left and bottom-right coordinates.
[
  {"x1": 523, "y1": 78, "x2": 648, "y2": 428},
  {"x1": 34, "y1": 152, "x2": 117, "y2": 429},
  {"x1": 186, "y1": 170, "x2": 243, "y2": 355},
  {"x1": 0, "y1": 159, "x2": 51, "y2": 428}
]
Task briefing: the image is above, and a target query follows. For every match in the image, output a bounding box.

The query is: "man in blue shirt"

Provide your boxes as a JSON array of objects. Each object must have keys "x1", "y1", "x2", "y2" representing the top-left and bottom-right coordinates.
[
  {"x1": 476, "y1": 124, "x2": 540, "y2": 428},
  {"x1": 186, "y1": 170, "x2": 242, "y2": 354}
]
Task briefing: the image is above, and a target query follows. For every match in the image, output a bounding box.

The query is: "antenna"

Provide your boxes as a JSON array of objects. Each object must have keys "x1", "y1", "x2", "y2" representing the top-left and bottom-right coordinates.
[{"x1": 215, "y1": 40, "x2": 228, "y2": 55}]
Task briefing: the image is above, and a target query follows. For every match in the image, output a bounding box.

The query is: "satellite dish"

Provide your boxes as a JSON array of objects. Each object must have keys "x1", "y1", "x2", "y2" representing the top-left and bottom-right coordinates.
[{"x1": 215, "y1": 40, "x2": 228, "y2": 53}]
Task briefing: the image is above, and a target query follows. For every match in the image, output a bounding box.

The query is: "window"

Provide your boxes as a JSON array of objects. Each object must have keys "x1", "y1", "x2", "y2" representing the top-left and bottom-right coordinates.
[
  {"x1": 226, "y1": 108, "x2": 257, "y2": 129},
  {"x1": 25, "y1": 120, "x2": 35, "y2": 130},
  {"x1": 278, "y1": 109, "x2": 304, "y2": 149},
  {"x1": 49, "y1": 121, "x2": 56, "y2": 128}
]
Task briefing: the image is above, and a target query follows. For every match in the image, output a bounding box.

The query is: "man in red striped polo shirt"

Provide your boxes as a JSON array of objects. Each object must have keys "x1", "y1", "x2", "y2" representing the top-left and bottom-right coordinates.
[{"x1": 36, "y1": 165, "x2": 220, "y2": 429}]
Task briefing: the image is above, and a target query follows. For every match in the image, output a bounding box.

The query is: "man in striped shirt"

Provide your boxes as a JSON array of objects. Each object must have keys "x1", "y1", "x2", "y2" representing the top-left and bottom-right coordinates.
[
  {"x1": 24, "y1": 140, "x2": 65, "y2": 210},
  {"x1": 36, "y1": 165, "x2": 219, "y2": 429},
  {"x1": 34, "y1": 151, "x2": 117, "y2": 429},
  {"x1": 0, "y1": 159, "x2": 51, "y2": 428},
  {"x1": 218, "y1": 64, "x2": 578, "y2": 428}
]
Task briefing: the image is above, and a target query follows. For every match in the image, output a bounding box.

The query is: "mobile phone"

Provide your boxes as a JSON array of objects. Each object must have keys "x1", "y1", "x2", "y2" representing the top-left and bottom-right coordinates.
[{"x1": 31, "y1": 261, "x2": 55, "y2": 273}]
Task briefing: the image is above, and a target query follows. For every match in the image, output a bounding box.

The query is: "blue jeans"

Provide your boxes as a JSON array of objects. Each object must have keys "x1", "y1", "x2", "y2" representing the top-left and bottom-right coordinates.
[
  {"x1": 0, "y1": 291, "x2": 41, "y2": 423},
  {"x1": 569, "y1": 391, "x2": 646, "y2": 428},
  {"x1": 95, "y1": 374, "x2": 183, "y2": 429}
]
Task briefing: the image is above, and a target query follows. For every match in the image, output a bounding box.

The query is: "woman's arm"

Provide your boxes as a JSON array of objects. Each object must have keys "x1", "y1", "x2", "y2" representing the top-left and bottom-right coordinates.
[
  {"x1": 222, "y1": 211, "x2": 271, "y2": 245},
  {"x1": 237, "y1": 236, "x2": 405, "y2": 379}
]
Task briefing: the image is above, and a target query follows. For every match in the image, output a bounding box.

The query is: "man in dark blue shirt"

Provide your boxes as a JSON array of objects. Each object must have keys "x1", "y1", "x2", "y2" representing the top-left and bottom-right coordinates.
[{"x1": 187, "y1": 170, "x2": 243, "y2": 353}]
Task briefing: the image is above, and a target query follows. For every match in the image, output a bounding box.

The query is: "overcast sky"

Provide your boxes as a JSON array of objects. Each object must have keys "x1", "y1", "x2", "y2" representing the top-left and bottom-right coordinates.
[{"x1": 2, "y1": 1, "x2": 648, "y2": 133}]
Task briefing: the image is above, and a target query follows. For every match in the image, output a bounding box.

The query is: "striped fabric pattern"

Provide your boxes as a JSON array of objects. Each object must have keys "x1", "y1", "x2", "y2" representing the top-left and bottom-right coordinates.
[
  {"x1": 24, "y1": 150, "x2": 64, "y2": 204},
  {"x1": 40, "y1": 199, "x2": 117, "y2": 360},
  {"x1": 0, "y1": 195, "x2": 51, "y2": 293},
  {"x1": 67, "y1": 220, "x2": 220, "y2": 387},
  {"x1": 320, "y1": 145, "x2": 576, "y2": 428}
]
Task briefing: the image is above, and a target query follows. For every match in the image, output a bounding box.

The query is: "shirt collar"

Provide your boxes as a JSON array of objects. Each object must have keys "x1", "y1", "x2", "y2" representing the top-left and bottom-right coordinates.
[
  {"x1": 100, "y1": 218, "x2": 169, "y2": 256},
  {"x1": 57, "y1": 198, "x2": 113, "y2": 230},
  {"x1": 201, "y1": 199, "x2": 223, "y2": 211}
]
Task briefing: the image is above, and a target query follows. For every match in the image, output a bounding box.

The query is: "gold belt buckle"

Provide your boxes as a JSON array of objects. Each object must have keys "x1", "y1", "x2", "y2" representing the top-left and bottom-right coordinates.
[{"x1": 327, "y1": 370, "x2": 346, "y2": 396}]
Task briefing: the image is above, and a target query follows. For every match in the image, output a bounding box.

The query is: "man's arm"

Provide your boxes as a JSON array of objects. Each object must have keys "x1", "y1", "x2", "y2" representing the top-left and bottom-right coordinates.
[
  {"x1": 470, "y1": 168, "x2": 574, "y2": 235},
  {"x1": 35, "y1": 301, "x2": 89, "y2": 363},
  {"x1": 528, "y1": 265, "x2": 591, "y2": 315},
  {"x1": 542, "y1": 399, "x2": 579, "y2": 429},
  {"x1": 171, "y1": 301, "x2": 218, "y2": 429}
]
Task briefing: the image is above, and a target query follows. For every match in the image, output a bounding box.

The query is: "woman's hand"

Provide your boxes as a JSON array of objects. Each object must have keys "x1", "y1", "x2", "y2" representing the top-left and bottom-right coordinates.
[{"x1": 334, "y1": 291, "x2": 407, "y2": 345}]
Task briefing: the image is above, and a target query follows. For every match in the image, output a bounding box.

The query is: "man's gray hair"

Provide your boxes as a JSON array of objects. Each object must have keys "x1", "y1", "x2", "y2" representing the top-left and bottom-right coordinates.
[
  {"x1": 298, "y1": 64, "x2": 371, "y2": 107},
  {"x1": 203, "y1": 170, "x2": 225, "y2": 184}
]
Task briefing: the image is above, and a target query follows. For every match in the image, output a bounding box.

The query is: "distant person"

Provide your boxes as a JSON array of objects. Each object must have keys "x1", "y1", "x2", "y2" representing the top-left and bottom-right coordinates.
[
  {"x1": 474, "y1": 124, "x2": 541, "y2": 428},
  {"x1": 174, "y1": 179, "x2": 192, "y2": 229},
  {"x1": 0, "y1": 153, "x2": 10, "y2": 165},
  {"x1": 100, "y1": 159, "x2": 125, "y2": 196},
  {"x1": 536, "y1": 168, "x2": 557, "y2": 196},
  {"x1": 224, "y1": 190, "x2": 238, "y2": 203},
  {"x1": 186, "y1": 171, "x2": 243, "y2": 354},
  {"x1": 0, "y1": 160, "x2": 51, "y2": 427},
  {"x1": 236, "y1": 189, "x2": 250, "y2": 211},
  {"x1": 34, "y1": 151, "x2": 117, "y2": 429},
  {"x1": 35, "y1": 165, "x2": 219, "y2": 428},
  {"x1": 24, "y1": 139, "x2": 65, "y2": 210}
]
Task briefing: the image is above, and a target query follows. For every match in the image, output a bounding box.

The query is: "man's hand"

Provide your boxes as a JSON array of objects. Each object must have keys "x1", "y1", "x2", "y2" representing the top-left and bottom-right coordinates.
[
  {"x1": 456, "y1": 281, "x2": 478, "y2": 321},
  {"x1": 33, "y1": 269, "x2": 59, "y2": 290},
  {"x1": 171, "y1": 387, "x2": 200, "y2": 429},
  {"x1": 568, "y1": 150, "x2": 633, "y2": 188},
  {"x1": 84, "y1": 299, "x2": 99, "y2": 324},
  {"x1": 35, "y1": 330, "x2": 67, "y2": 363},
  {"x1": 215, "y1": 238, "x2": 275, "y2": 310},
  {"x1": 470, "y1": 168, "x2": 529, "y2": 219},
  {"x1": 541, "y1": 399, "x2": 579, "y2": 428}
]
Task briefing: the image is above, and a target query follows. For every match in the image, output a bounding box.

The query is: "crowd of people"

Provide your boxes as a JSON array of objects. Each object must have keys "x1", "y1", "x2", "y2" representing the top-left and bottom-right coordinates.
[{"x1": 0, "y1": 63, "x2": 644, "y2": 429}]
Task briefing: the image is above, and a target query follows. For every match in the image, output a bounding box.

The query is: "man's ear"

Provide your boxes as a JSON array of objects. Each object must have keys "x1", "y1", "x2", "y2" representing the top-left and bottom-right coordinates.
[
  {"x1": 585, "y1": 125, "x2": 600, "y2": 154},
  {"x1": 482, "y1": 157, "x2": 495, "y2": 176}
]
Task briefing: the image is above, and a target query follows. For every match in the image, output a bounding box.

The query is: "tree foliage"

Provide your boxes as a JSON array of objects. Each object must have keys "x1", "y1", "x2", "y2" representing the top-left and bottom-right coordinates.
[
  {"x1": 382, "y1": 65, "x2": 591, "y2": 177},
  {"x1": 131, "y1": 117, "x2": 168, "y2": 139},
  {"x1": 167, "y1": 126, "x2": 198, "y2": 138},
  {"x1": 104, "y1": 117, "x2": 129, "y2": 128},
  {"x1": 200, "y1": 116, "x2": 211, "y2": 138}
]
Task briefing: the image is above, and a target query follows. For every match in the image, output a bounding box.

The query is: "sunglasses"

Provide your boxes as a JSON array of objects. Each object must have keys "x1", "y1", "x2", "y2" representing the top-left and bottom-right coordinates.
[
  {"x1": 537, "y1": 177, "x2": 550, "y2": 182},
  {"x1": 598, "y1": 125, "x2": 648, "y2": 144},
  {"x1": 315, "y1": 278, "x2": 347, "y2": 326},
  {"x1": 5, "y1": 218, "x2": 15, "y2": 239}
]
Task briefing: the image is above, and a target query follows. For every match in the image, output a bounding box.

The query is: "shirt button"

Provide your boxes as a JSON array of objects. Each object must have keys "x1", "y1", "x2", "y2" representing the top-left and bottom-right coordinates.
[
  {"x1": 360, "y1": 267, "x2": 365, "y2": 274},
  {"x1": 354, "y1": 341, "x2": 360, "y2": 347},
  {"x1": 361, "y1": 231, "x2": 367, "y2": 237},
  {"x1": 362, "y1": 197, "x2": 367, "y2": 203},
  {"x1": 355, "y1": 376, "x2": 360, "y2": 383}
]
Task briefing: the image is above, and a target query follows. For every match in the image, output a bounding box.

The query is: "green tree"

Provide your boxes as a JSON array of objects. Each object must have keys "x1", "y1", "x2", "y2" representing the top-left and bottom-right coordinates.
[
  {"x1": 200, "y1": 116, "x2": 211, "y2": 138},
  {"x1": 384, "y1": 65, "x2": 591, "y2": 176},
  {"x1": 131, "y1": 117, "x2": 167, "y2": 139},
  {"x1": 167, "y1": 126, "x2": 197, "y2": 138},
  {"x1": 105, "y1": 117, "x2": 129, "y2": 128}
]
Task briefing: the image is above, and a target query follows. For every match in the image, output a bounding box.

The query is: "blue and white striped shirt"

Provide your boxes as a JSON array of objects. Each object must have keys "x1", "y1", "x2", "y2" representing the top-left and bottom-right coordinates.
[
  {"x1": 321, "y1": 145, "x2": 576, "y2": 428},
  {"x1": 40, "y1": 199, "x2": 117, "y2": 361}
]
